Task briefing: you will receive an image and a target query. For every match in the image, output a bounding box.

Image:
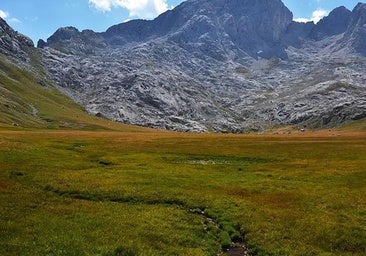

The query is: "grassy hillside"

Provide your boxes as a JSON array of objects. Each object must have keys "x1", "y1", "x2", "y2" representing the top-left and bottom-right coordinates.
[
  {"x1": 0, "y1": 54, "x2": 147, "y2": 132},
  {"x1": 0, "y1": 130, "x2": 365, "y2": 255},
  {"x1": 339, "y1": 118, "x2": 366, "y2": 132}
]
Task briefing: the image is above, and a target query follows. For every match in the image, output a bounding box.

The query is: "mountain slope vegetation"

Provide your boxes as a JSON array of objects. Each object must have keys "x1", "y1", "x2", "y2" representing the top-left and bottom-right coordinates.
[{"x1": 0, "y1": 54, "x2": 147, "y2": 132}]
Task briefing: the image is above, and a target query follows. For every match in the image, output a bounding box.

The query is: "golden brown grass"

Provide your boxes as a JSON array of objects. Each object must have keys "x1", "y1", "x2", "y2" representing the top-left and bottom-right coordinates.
[{"x1": 1, "y1": 128, "x2": 365, "y2": 255}]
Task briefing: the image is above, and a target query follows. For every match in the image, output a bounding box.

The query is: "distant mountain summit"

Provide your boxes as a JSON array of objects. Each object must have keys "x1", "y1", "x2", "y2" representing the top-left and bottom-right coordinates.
[
  {"x1": 39, "y1": 0, "x2": 293, "y2": 59},
  {"x1": 165, "y1": 0, "x2": 293, "y2": 58},
  {"x1": 342, "y1": 3, "x2": 366, "y2": 55},
  {"x1": 38, "y1": 1, "x2": 366, "y2": 58},
  {"x1": 310, "y1": 6, "x2": 352, "y2": 40},
  {"x1": 16, "y1": 1, "x2": 366, "y2": 131}
]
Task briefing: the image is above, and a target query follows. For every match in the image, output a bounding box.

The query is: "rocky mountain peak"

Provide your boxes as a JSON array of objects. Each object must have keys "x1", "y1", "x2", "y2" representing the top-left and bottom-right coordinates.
[
  {"x1": 45, "y1": 26, "x2": 80, "y2": 44},
  {"x1": 350, "y1": 2, "x2": 366, "y2": 25},
  {"x1": 355, "y1": 2, "x2": 366, "y2": 10},
  {"x1": 41, "y1": 0, "x2": 293, "y2": 59},
  {"x1": 0, "y1": 17, "x2": 8, "y2": 29},
  {"x1": 0, "y1": 17, "x2": 34, "y2": 62},
  {"x1": 342, "y1": 2, "x2": 366, "y2": 55},
  {"x1": 35, "y1": 1, "x2": 366, "y2": 132},
  {"x1": 310, "y1": 6, "x2": 352, "y2": 40},
  {"x1": 171, "y1": 0, "x2": 293, "y2": 58}
]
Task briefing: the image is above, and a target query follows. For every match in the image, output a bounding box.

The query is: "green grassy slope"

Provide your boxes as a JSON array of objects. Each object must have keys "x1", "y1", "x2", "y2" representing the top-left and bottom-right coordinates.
[
  {"x1": 339, "y1": 118, "x2": 366, "y2": 132},
  {"x1": 0, "y1": 53, "x2": 147, "y2": 132}
]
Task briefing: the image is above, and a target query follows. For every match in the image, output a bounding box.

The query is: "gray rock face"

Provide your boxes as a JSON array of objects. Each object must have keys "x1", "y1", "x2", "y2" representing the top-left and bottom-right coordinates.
[
  {"x1": 310, "y1": 6, "x2": 352, "y2": 40},
  {"x1": 342, "y1": 3, "x2": 366, "y2": 55},
  {"x1": 37, "y1": 0, "x2": 366, "y2": 132},
  {"x1": 0, "y1": 17, "x2": 34, "y2": 62},
  {"x1": 282, "y1": 21, "x2": 315, "y2": 47},
  {"x1": 165, "y1": 0, "x2": 293, "y2": 59}
]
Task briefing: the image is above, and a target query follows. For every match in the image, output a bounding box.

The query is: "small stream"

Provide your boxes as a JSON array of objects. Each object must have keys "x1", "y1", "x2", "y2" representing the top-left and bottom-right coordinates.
[{"x1": 225, "y1": 245, "x2": 249, "y2": 256}]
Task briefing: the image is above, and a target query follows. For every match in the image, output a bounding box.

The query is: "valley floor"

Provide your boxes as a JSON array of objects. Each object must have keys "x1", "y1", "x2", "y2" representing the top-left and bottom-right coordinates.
[{"x1": 0, "y1": 128, "x2": 365, "y2": 255}]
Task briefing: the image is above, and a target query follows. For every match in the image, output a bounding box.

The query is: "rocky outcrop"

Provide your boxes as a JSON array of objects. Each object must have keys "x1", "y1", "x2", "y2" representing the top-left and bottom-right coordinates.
[
  {"x1": 0, "y1": 17, "x2": 34, "y2": 62},
  {"x1": 165, "y1": 0, "x2": 293, "y2": 59},
  {"x1": 36, "y1": 0, "x2": 366, "y2": 132},
  {"x1": 342, "y1": 3, "x2": 366, "y2": 55},
  {"x1": 282, "y1": 21, "x2": 315, "y2": 47},
  {"x1": 310, "y1": 6, "x2": 352, "y2": 40},
  {"x1": 40, "y1": 0, "x2": 293, "y2": 59}
]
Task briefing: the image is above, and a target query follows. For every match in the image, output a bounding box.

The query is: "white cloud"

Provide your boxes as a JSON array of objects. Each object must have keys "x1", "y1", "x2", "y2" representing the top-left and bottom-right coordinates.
[
  {"x1": 312, "y1": 9, "x2": 329, "y2": 23},
  {"x1": 294, "y1": 8, "x2": 329, "y2": 24},
  {"x1": 293, "y1": 18, "x2": 311, "y2": 23},
  {"x1": 88, "y1": 0, "x2": 168, "y2": 19},
  {"x1": 0, "y1": 9, "x2": 9, "y2": 19},
  {"x1": 9, "y1": 17, "x2": 21, "y2": 23},
  {"x1": 0, "y1": 10, "x2": 21, "y2": 23}
]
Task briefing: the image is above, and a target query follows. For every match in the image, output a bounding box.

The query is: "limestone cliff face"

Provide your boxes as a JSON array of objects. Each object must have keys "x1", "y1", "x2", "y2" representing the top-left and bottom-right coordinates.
[
  {"x1": 164, "y1": 0, "x2": 293, "y2": 58},
  {"x1": 0, "y1": 18, "x2": 33, "y2": 62},
  {"x1": 34, "y1": 0, "x2": 366, "y2": 132},
  {"x1": 40, "y1": 0, "x2": 293, "y2": 59},
  {"x1": 310, "y1": 6, "x2": 352, "y2": 40},
  {"x1": 342, "y1": 3, "x2": 366, "y2": 55}
]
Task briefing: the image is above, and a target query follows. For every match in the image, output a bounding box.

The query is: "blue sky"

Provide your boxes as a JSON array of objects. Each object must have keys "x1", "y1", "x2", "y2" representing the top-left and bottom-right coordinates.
[{"x1": 0, "y1": 0, "x2": 362, "y2": 44}]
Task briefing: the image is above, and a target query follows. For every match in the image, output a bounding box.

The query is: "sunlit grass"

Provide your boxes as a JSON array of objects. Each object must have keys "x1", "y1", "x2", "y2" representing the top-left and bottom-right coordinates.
[{"x1": 1, "y1": 130, "x2": 365, "y2": 255}]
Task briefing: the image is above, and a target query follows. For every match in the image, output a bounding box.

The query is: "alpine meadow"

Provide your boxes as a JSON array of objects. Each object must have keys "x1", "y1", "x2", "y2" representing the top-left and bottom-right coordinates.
[{"x1": 1, "y1": 0, "x2": 366, "y2": 255}]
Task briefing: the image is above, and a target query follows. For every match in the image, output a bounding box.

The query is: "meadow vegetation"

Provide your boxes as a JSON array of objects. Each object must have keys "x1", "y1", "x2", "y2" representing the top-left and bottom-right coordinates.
[
  {"x1": 1, "y1": 54, "x2": 365, "y2": 255},
  {"x1": 0, "y1": 129, "x2": 365, "y2": 255}
]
